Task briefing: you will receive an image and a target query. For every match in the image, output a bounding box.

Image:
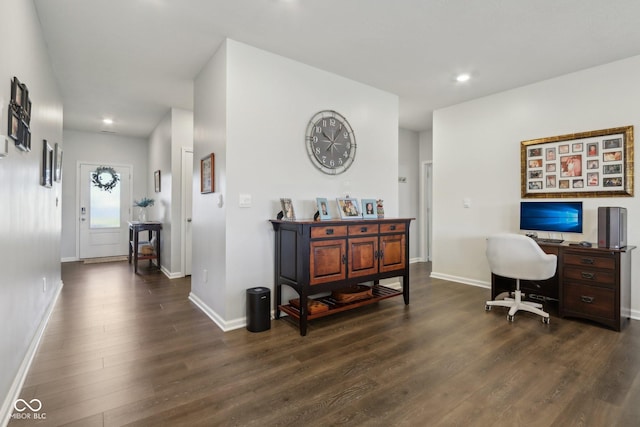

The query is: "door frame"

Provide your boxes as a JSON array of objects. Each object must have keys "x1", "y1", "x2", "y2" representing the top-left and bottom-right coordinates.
[
  {"x1": 181, "y1": 147, "x2": 193, "y2": 276},
  {"x1": 419, "y1": 161, "x2": 433, "y2": 262},
  {"x1": 75, "y1": 161, "x2": 133, "y2": 260}
]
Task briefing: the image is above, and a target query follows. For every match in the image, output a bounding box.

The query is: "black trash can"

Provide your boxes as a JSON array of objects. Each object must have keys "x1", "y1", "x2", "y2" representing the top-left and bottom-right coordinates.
[{"x1": 246, "y1": 287, "x2": 271, "y2": 332}]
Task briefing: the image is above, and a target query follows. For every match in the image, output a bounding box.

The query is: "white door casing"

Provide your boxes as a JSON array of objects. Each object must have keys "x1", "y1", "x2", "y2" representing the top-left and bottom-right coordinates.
[{"x1": 182, "y1": 148, "x2": 193, "y2": 276}]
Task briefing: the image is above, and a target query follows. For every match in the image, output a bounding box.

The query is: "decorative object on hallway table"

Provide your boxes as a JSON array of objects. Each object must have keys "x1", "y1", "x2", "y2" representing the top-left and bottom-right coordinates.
[
  {"x1": 316, "y1": 197, "x2": 331, "y2": 220},
  {"x1": 361, "y1": 199, "x2": 377, "y2": 219},
  {"x1": 134, "y1": 197, "x2": 154, "y2": 222},
  {"x1": 41, "y1": 140, "x2": 53, "y2": 188},
  {"x1": 200, "y1": 153, "x2": 214, "y2": 194},
  {"x1": 54, "y1": 143, "x2": 63, "y2": 182},
  {"x1": 336, "y1": 197, "x2": 361, "y2": 219},
  {"x1": 91, "y1": 166, "x2": 120, "y2": 192},
  {"x1": 305, "y1": 110, "x2": 356, "y2": 175},
  {"x1": 521, "y1": 125, "x2": 633, "y2": 198},
  {"x1": 154, "y1": 169, "x2": 161, "y2": 192},
  {"x1": 8, "y1": 76, "x2": 32, "y2": 152},
  {"x1": 279, "y1": 198, "x2": 295, "y2": 220}
]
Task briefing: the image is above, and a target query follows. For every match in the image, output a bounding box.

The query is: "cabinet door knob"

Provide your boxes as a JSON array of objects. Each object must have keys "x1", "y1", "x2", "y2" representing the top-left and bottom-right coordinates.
[
  {"x1": 341, "y1": 254, "x2": 347, "y2": 264},
  {"x1": 580, "y1": 295, "x2": 594, "y2": 303}
]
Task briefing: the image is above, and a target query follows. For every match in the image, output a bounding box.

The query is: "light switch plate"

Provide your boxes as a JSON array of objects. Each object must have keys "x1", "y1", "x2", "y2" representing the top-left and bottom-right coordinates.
[
  {"x1": 0, "y1": 135, "x2": 8, "y2": 158},
  {"x1": 239, "y1": 194, "x2": 252, "y2": 208}
]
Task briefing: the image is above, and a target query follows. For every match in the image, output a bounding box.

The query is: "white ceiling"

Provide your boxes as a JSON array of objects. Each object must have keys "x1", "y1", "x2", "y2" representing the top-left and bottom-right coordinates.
[{"x1": 33, "y1": 0, "x2": 640, "y2": 138}]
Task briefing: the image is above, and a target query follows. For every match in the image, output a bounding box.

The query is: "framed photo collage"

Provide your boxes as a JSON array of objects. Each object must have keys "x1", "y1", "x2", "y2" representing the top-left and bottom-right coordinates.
[{"x1": 521, "y1": 126, "x2": 633, "y2": 198}]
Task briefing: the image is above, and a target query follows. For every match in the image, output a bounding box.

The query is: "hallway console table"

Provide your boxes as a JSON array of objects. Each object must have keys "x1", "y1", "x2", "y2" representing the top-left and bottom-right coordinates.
[
  {"x1": 270, "y1": 218, "x2": 413, "y2": 336},
  {"x1": 128, "y1": 221, "x2": 162, "y2": 274},
  {"x1": 491, "y1": 241, "x2": 634, "y2": 331}
]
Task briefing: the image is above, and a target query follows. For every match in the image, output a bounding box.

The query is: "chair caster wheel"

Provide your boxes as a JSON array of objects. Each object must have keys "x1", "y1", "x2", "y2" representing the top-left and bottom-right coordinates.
[
  {"x1": 542, "y1": 317, "x2": 550, "y2": 324},
  {"x1": 485, "y1": 304, "x2": 491, "y2": 311},
  {"x1": 507, "y1": 315, "x2": 515, "y2": 322}
]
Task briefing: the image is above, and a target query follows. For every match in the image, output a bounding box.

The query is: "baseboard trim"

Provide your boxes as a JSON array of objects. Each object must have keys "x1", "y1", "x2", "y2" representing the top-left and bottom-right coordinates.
[
  {"x1": 430, "y1": 271, "x2": 490, "y2": 289},
  {"x1": 188, "y1": 292, "x2": 246, "y2": 332},
  {"x1": 161, "y1": 266, "x2": 183, "y2": 279},
  {"x1": 61, "y1": 257, "x2": 79, "y2": 263},
  {"x1": 1, "y1": 280, "x2": 63, "y2": 426}
]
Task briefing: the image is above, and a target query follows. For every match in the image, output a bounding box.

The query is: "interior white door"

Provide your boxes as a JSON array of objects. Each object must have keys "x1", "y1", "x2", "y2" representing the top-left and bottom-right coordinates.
[
  {"x1": 182, "y1": 149, "x2": 193, "y2": 276},
  {"x1": 79, "y1": 163, "x2": 131, "y2": 259}
]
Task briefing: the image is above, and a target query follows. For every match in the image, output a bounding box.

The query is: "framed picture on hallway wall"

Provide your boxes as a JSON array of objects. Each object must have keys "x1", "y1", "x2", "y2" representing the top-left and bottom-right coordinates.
[
  {"x1": 521, "y1": 126, "x2": 634, "y2": 198},
  {"x1": 200, "y1": 153, "x2": 214, "y2": 194},
  {"x1": 41, "y1": 140, "x2": 53, "y2": 188},
  {"x1": 154, "y1": 169, "x2": 161, "y2": 192}
]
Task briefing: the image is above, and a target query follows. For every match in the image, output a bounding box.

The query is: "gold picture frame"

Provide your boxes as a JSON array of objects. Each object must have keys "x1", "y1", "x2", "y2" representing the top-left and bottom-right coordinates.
[
  {"x1": 200, "y1": 153, "x2": 214, "y2": 194},
  {"x1": 521, "y1": 126, "x2": 633, "y2": 198}
]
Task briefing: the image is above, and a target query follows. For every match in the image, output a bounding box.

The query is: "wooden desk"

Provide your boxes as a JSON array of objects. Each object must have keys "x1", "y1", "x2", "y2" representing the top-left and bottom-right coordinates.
[
  {"x1": 128, "y1": 221, "x2": 162, "y2": 273},
  {"x1": 492, "y1": 241, "x2": 634, "y2": 331},
  {"x1": 270, "y1": 218, "x2": 413, "y2": 336}
]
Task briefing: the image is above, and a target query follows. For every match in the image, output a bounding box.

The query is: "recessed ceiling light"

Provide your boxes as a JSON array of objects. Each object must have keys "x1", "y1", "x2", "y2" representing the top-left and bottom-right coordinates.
[
  {"x1": 456, "y1": 73, "x2": 471, "y2": 83},
  {"x1": 102, "y1": 118, "x2": 113, "y2": 125}
]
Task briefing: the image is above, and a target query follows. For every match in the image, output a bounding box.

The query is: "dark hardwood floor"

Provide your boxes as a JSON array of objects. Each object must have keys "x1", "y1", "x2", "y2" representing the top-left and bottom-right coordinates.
[{"x1": 8, "y1": 261, "x2": 640, "y2": 426}]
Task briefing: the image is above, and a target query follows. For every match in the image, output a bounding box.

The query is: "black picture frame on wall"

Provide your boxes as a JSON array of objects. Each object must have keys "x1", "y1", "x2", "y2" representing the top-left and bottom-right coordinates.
[
  {"x1": 10, "y1": 76, "x2": 24, "y2": 109},
  {"x1": 8, "y1": 109, "x2": 20, "y2": 142},
  {"x1": 41, "y1": 140, "x2": 53, "y2": 188},
  {"x1": 21, "y1": 123, "x2": 31, "y2": 152}
]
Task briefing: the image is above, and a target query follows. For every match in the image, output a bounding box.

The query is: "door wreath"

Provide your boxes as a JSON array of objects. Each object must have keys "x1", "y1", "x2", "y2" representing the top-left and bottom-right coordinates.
[{"x1": 92, "y1": 166, "x2": 120, "y2": 192}]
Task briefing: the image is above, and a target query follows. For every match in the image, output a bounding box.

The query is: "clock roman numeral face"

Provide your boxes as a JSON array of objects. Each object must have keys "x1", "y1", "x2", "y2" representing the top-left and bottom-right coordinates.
[{"x1": 305, "y1": 110, "x2": 356, "y2": 175}]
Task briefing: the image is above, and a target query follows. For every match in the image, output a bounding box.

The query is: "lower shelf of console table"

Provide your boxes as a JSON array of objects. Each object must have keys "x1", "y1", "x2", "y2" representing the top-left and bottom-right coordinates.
[{"x1": 279, "y1": 284, "x2": 402, "y2": 321}]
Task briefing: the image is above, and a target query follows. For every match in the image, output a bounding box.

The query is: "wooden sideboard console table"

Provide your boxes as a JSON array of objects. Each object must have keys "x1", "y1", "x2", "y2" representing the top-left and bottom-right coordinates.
[
  {"x1": 128, "y1": 221, "x2": 162, "y2": 274},
  {"x1": 270, "y1": 218, "x2": 413, "y2": 336},
  {"x1": 492, "y1": 241, "x2": 634, "y2": 331}
]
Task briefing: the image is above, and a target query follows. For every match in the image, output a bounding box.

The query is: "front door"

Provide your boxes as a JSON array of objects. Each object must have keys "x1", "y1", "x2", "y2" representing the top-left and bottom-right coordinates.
[{"x1": 79, "y1": 163, "x2": 131, "y2": 259}]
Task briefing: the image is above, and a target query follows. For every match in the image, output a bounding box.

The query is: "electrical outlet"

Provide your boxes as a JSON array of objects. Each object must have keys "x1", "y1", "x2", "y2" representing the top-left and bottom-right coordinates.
[
  {"x1": 42, "y1": 277, "x2": 46, "y2": 292},
  {"x1": 203, "y1": 269, "x2": 208, "y2": 283}
]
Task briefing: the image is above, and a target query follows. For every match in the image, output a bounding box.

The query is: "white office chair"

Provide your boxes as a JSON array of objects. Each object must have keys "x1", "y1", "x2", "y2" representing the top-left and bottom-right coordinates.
[{"x1": 485, "y1": 233, "x2": 557, "y2": 324}]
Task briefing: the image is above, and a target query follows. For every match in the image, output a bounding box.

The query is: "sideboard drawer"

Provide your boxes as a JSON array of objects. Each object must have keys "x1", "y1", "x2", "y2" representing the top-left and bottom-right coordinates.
[
  {"x1": 563, "y1": 266, "x2": 615, "y2": 286},
  {"x1": 564, "y1": 253, "x2": 615, "y2": 270},
  {"x1": 380, "y1": 223, "x2": 405, "y2": 233},
  {"x1": 348, "y1": 224, "x2": 379, "y2": 236},
  {"x1": 563, "y1": 281, "x2": 616, "y2": 320},
  {"x1": 311, "y1": 225, "x2": 348, "y2": 239}
]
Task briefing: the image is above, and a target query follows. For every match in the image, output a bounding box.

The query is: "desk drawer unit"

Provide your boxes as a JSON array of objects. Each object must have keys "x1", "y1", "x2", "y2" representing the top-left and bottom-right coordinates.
[{"x1": 560, "y1": 248, "x2": 624, "y2": 330}]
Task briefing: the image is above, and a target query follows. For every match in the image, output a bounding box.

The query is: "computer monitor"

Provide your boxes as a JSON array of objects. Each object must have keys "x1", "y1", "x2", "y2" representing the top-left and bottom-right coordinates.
[{"x1": 520, "y1": 201, "x2": 583, "y2": 233}]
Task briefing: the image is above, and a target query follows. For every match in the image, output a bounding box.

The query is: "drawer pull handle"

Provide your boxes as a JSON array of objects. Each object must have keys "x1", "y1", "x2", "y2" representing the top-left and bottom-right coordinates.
[
  {"x1": 341, "y1": 254, "x2": 347, "y2": 264},
  {"x1": 325, "y1": 228, "x2": 334, "y2": 235},
  {"x1": 580, "y1": 295, "x2": 594, "y2": 304},
  {"x1": 390, "y1": 225, "x2": 397, "y2": 230},
  {"x1": 581, "y1": 258, "x2": 594, "y2": 265},
  {"x1": 360, "y1": 227, "x2": 367, "y2": 232},
  {"x1": 581, "y1": 272, "x2": 596, "y2": 280}
]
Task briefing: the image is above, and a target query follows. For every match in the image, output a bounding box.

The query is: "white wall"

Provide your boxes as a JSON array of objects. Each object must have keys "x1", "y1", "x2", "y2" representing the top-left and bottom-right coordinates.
[
  {"x1": 432, "y1": 54, "x2": 640, "y2": 317},
  {"x1": 61, "y1": 130, "x2": 149, "y2": 260},
  {"x1": 0, "y1": 0, "x2": 63, "y2": 422},
  {"x1": 192, "y1": 39, "x2": 399, "y2": 329},
  {"x1": 192, "y1": 41, "x2": 228, "y2": 322},
  {"x1": 399, "y1": 128, "x2": 420, "y2": 261},
  {"x1": 148, "y1": 108, "x2": 193, "y2": 276}
]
